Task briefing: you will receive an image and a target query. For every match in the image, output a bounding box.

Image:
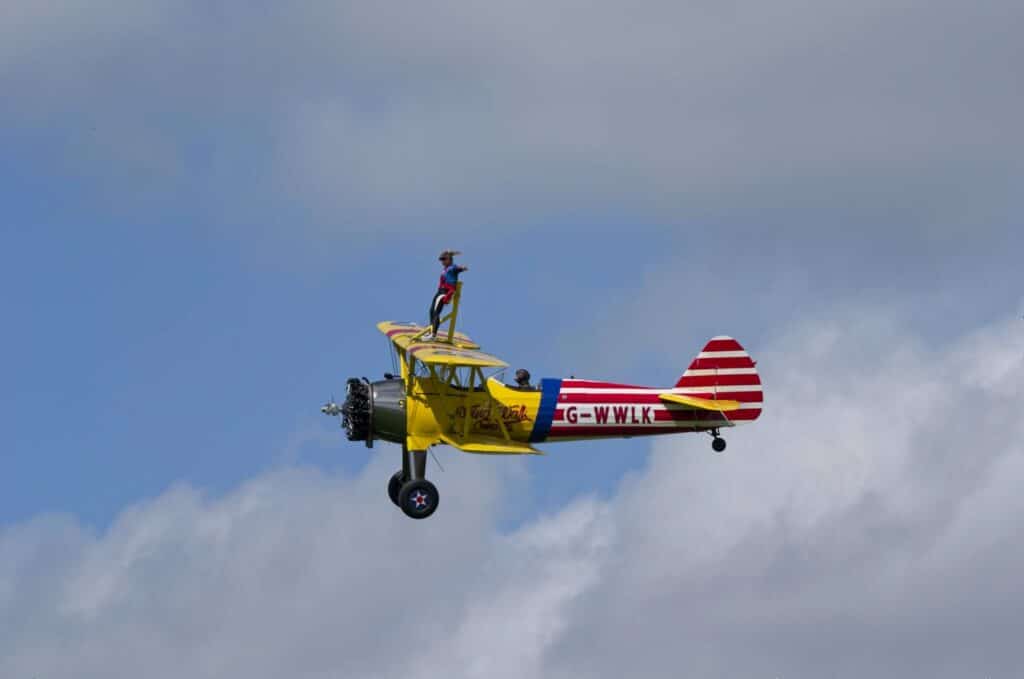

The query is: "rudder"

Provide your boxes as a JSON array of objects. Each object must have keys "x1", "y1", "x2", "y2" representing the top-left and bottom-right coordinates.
[{"x1": 674, "y1": 336, "x2": 763, "y2": 421}]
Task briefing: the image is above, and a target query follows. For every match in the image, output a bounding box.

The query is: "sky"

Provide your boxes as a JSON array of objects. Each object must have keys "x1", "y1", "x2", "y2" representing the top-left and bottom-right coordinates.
[{"x1": 1, "y1": 1, "x2": 1023, "y2": 677}]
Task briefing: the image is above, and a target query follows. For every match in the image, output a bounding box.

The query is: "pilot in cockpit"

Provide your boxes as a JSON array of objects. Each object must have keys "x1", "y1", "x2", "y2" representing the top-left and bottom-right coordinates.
[{"x1": 513, "y1": 368, "x2": 535, "y2": 390}]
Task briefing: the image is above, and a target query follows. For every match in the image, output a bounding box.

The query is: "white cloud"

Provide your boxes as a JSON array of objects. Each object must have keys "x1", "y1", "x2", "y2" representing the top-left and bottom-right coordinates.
[{"x1": 2, "y1": 307, "x2": 1022, "y2": 678}]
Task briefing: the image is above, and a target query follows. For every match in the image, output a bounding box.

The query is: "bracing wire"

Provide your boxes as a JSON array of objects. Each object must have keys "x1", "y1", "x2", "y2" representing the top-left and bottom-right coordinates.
[
  {"x1": 429, "y1": 447, "x2": 445, "y2": 473},
  {"x1": 386, "y1": 336, "x2": 398, "y2": 375}
]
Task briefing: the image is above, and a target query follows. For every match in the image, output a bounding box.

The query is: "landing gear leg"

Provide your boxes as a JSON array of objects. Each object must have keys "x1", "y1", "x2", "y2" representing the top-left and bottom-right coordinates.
[
  {"x1": 710, "y1": 428, "x2": 727, "y2": 453},
  {"x1": 412, "y1": 449, "x2": 427, "y2": 480}
]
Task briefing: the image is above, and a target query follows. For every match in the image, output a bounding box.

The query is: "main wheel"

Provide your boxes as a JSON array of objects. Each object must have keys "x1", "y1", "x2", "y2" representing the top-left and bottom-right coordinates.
[
  {"x1": 388, "y1": 470, "x2": 408, "y2": 506},
  {"x1": 711, "y1": 437, "x2": 727, "y2": 453},
  {"x1": 398, "y1": 479, "x2": 440, "y2": 520}
]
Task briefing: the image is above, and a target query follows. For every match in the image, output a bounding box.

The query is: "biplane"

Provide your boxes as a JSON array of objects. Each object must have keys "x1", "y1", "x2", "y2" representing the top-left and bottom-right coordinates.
[{"x1": 322, "y1": 283, "x2": 763, "y2": 519}]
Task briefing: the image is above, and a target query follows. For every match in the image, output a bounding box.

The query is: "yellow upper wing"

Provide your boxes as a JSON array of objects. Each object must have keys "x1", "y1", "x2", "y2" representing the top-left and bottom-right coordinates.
[
  {"x1": 378, "y1": 321, "x2": 503, "y2": 366},
  {"x1": 377, "y1": 321, "x2": 480, "y2": 350}
]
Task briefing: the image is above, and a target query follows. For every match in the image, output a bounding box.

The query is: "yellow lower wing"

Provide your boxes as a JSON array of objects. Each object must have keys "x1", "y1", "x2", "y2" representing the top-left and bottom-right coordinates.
[
  {"x1": 440, "y1": 434, "x2": 543, "y2": 455},
  {"x1": 659, "y1": 393, "x2": 741, "y2": 412}
]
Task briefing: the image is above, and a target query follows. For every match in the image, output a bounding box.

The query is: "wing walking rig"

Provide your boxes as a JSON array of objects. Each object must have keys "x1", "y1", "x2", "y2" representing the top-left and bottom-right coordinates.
[{"x1": 322, "y1": 282, "x2": 763, "y2": 519}]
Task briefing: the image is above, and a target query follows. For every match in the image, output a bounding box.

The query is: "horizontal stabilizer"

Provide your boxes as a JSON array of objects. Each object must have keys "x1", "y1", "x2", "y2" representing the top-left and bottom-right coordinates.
[
  {"x1": 440, "y1": 434, "x2": 543, "y2": 455},
  {"x1": 659, "y1": 393, "x2": 741, "y2": 412}
]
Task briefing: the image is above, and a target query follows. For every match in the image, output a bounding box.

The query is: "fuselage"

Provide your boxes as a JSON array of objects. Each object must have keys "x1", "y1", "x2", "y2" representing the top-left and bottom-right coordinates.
[{"x1": 404, "y1": 375, "x2": 763, "y2": 448}]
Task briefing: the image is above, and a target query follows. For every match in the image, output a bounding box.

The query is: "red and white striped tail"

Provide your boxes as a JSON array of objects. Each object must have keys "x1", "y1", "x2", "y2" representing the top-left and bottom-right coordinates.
[{"x1": 675, "y1": 336, "x2": 763, "y2": 422}]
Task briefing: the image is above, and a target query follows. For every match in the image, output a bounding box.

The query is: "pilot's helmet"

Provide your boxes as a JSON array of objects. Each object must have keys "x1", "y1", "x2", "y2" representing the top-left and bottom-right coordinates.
[{"x1": 514, "y1": 368, "x2": 531, "y2": 385}]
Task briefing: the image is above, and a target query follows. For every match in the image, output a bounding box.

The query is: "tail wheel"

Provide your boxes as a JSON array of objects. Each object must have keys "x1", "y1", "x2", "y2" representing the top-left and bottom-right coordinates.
[
  {"x1": 398, "y1": 479, "x2": 440, "y2": 520},
  {"x1": 711, "y1": 436, "x2": 727, "y2": 453},
  {"x1": 387, "y1": 470, "x2": 407, "y2": 506}
]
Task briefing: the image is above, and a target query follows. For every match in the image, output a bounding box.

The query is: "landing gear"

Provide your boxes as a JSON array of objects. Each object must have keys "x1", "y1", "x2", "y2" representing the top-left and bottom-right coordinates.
[
  {"x1": 391, "y1": 446, "x2": 440, "y2": 519},
  {"x1": 398, "y1": 479, "x2": 439, "y2": 519},
  {"x1": 710, "y1": 428, "x2": 727, "y2": 453},
  {"x1": 387, "y1": 471, "x2": 407, "y2": 506}
]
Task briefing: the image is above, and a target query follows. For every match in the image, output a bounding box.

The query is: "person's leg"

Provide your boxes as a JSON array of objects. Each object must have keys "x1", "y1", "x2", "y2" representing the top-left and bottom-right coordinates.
[
  {"x1": 429, "y1": 291, "x2": 446, "y2": 335},
  {"x1": 427, "y1": 293, "x2": 438, "y2": 335}
]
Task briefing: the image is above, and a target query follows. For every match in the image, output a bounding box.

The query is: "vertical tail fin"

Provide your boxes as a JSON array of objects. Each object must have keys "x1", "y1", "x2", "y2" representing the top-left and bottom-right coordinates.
[{"x1": 675, "y1": 336, "x2": 763, "y2": 422}]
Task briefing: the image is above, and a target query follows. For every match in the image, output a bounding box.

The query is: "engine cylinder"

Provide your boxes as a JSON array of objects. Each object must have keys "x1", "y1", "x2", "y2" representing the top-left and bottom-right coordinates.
[{"x1": 340, "y1": 377, "x2": 406, "y2": 445}]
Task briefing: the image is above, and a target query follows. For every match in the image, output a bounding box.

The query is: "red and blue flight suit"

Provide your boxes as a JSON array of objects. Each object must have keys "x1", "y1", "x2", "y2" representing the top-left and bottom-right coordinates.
[{"x1": 429, "y1": 252, "x2": 467, "y2": 337}]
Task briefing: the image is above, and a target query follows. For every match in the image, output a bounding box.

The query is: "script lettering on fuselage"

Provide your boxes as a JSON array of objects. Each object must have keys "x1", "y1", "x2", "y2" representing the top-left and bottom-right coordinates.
[
  {"x1": 454, "y1": 403, "x2": 532, "y2": 432},
  {"x1": 565, "y1": 405, "x2": 653, "y2": 425}
]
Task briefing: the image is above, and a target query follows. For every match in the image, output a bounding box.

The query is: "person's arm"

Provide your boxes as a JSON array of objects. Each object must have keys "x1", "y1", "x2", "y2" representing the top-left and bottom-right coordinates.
[{"x1": 458, "y1": 265, "x2": 469, "y2": 273}]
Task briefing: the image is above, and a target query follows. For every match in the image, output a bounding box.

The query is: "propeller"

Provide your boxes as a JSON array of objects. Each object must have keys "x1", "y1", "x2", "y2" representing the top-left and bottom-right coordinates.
[{"x1": 321, "y1": 392, "x2": 343, "y2": 419}]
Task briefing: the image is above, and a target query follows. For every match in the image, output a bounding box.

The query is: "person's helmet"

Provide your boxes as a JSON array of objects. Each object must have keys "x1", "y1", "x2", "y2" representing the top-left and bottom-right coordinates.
[
  {"x1": 438, "y1": 249, "x2": 462, "y2": 261},
  {"x1": 514, "y1": 368, "x2": 531, "y2": 385}
]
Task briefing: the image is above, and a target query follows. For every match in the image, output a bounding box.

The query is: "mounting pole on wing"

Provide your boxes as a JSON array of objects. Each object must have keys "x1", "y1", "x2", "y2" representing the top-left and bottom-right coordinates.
[{"x1": 444, "y1": 281, "x2": 463, "y2": 343}]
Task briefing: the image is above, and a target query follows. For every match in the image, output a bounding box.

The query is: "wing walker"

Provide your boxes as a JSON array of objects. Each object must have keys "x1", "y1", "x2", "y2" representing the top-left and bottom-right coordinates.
[{"x1": 322, "y1": 281, "x2": 764, "y2": 520}]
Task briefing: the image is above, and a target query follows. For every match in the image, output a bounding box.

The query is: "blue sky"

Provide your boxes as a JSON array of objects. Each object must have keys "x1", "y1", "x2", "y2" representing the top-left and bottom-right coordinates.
[{"x1": 2, "y1": 2, "x2": 1023, "y2": 677}]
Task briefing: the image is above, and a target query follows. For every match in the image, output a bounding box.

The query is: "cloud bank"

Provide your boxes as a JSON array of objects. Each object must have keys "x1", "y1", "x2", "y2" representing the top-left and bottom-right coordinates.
[{"x1": 4, "y1": 0, "x2": 1021, "y2": 239}]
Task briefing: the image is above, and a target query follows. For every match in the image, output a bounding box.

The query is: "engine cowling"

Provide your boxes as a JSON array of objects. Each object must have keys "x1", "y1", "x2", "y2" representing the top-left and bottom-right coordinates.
[{"x1": 335, "y1": 377, "x2": 407, "y2": 446}]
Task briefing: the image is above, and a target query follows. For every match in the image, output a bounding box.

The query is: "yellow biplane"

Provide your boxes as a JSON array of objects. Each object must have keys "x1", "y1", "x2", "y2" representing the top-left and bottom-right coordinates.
[{"x1": 322, "y1": 283, "x2": 764, "y2": 519}]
